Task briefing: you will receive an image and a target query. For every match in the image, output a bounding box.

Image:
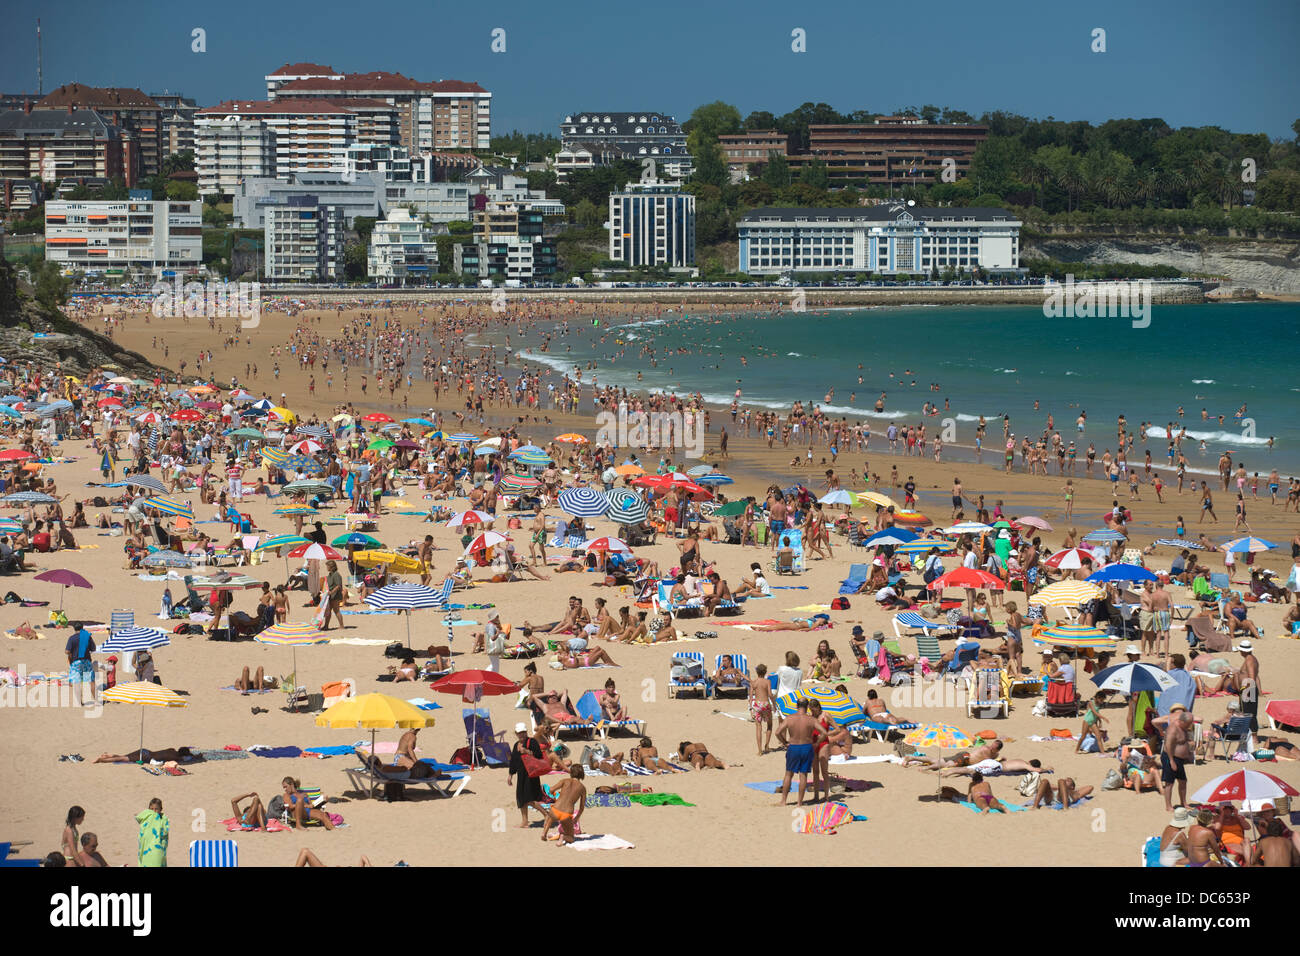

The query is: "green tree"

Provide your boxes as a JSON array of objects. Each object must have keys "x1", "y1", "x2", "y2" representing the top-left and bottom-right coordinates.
[
  {"x1": 762, "y1": 152, "x2": 791, "y2": 189},
  {"x1": 33, "y1": 260, "x2": 70, "y2": 311},
  {"x1": 689, "y1": 134, "x2": 728, "y2": 188},
  {"x1": 165, "y1": 180, "x2": 199, "y2": 201},
  {"x1": 573, "y1": 198, "x2": 603, "y2": 228},
  {"x1": 685, "y1": 101, "x2": 742, "y2": 140},
  {"x1": 352, "y1": 216, "x2": 378, "y2": 246},
  {"x1": 743, "y1": 110, "x2": 777, "y2": 131},
  {"x1": 799, "y1": 158, "x2": 829, "y2": 190},
  {"x1": 1256, "y1": 168, "x2": 1300, "y2": 212},
  {"x1": 343, "y1": 242, "x2": 367, "y2": 280},
  {"x1": 162, "y1": 150, "x2": 196, "y2": 176}
]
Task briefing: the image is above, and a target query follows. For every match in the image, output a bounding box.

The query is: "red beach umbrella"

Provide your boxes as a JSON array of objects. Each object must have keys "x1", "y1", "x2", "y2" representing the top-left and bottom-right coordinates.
[{"x1": 928, "y1": 568, "x2": 1004, "y2": 591}]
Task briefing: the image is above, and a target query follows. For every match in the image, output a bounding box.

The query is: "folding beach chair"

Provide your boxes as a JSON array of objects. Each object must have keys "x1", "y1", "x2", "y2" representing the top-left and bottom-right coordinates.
[
  {"x1": 189, "y1": 839, "x2": 239, "y2": 867},
  {"x1": 944, "y1": 640, "x2": 981, "y2": 678},
  {"x1": 914, "y1": 631, "x2": 942, "y2": 665},
  {"x1": 712, "y1": 652, "x2": 750, "y2": 699},
  {"x1": 432, "y1": 576, "x2": 454, "y2": 610},
  {"x1": 0, "y1": 842, "x2": 40, "y2": 867},
  {"x1": 109, "y1": 609, "x2": 135, "y2": 634},
  {"x1": 668, "y1": 651, "x2": 710, "y2": 699},
  {"x1": 557, "y1": 690, "x2": 644, "y2": 740},
  {"x1": 851, "y1": 718, "x2": 919, "y2": 743},
  {"x1": 769, "y1": 529, "x2": 804, "y2": 574},
  {"x1": 549, "y1": 519, "x2": 569, "y2": 549},
  {"x1": 345, "y1": 752, "x2": 471, "y2": 800},
  {"x1": 654, "y1": 580, "x2": 704, "y2": 618},
  {"x1": 893, "y1": 611, "x2": 959, "y2": 640},
  {"x1": 965, "y1": 667, "x2": 1009, "y2": 718},
  {"x1": 838, "y1": 563, "x2": 870, "y2": 595},
  {"x1": 1216, "y1": 715, "x2": 1255, "y2": 760},
  {"x1": 462, "y1": 708, "x2": 511, "y2": 767}
]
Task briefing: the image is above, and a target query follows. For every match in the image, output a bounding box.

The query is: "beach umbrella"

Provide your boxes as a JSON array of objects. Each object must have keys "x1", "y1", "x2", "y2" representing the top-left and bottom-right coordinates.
[
  {"x1": 133, "y1": 411, "x2": 164, "y2": 426},
  {"x1": 864, "y1": 528, "x2": 919, "y2": 547},
  {"x1": 273, "y1": 506, "x2": 319, "y2": 517},
  {"x1": 1088, "y1": 563, "x2": 1158, "y2": 584},
  {"x1": 1082, "y1": 529, "x2": 1126, "y2": 543},
  {"x1": 261, "y1": 448, "x2": 291, "y2": 467},
  {"x1": 430, "y1": 670, "x2": 521, "y2": 767},
  {"x1": 1091, "y1": 662, "x2": 1178, "y2": 694},
  {"x1": 446, "y1": 510, "x2": 494, "y2": 528},
  {"x1": 509, "y1": 444, "x2": 546, "y2": 459},
  {"x1": 1190, "y1": 769, "x2": 1300, "y2": 805},
  {"x1": 1221, "y1": 537, "x2": 1277, "y2": 554},
  {"x1": 102, "y1": 681, "x2": 187, "y2": 760},
  {"x1": 893, "y1": 539, "x2": 955, "y2": 557},
  {"x1": 3, "y1": 491, "x2": 57, "y2": 505},
  {"x1": 289, "y1": 439, "x2": 323, "y2": 455},
  {"x1": 332, "y1": 532, "x2": 383, "y2": 550},
  {"x1": 463, "y1": 530, "x2": 510, "y2": 556},
  {"x1": 512, "y1": 452, "x2": 553, "y2": 468},
  {"x1": 190, "y1": 573, "x2": 261, "y2": 592},
  {"x1": 279, "y1": 455, "x2": 321, "y2": 474},
  {"x1": 295, "y1": 424, "x2": 330, "y2": 439},
  {"x1": 100, "y1": 627, "x2": 171, "y2": 654},
  {"x1": 818, "y1": 490, "x2": 856, "y2": 506},
  {"x1": 497, "y1": 475, "x2": 541, "y2": 494},
  {"x1": 196, "y1": 401, "x2": 222, "y2": 412},
  {"x1": 686, "y1": 465, "x2": 717, "y2": 477},
  {"x1": 1032, "y1": 581, "x2": 1104, "y2": 606},
  {"x1": 401, "y1": 418, "x2": 435, "y2": 427},
  {"x1": 124, "y1": 475, "x2": 167, "y2": 494},
  {"x1": 0, "y1": 448, "x2": 32, "y2": 462},
  {"x1": 367, "y1": 439, "x2": 395, "y2": 452},
  {"x1": 558, "y1": 486, "x2": 610, "y2": 518},
  {"x1": 695, "y1": 473, "x2": 734, "y2": 486},
  {"x1": 315, "y1": 693, "x2": 436, "y2": 794},
  {"x1": 283, "y1": 479, "x2": 333, "y2": 496},
  {"x1": 0, "y1": 406, "x2": 21, "y2": 419},
  {"x1": 607, "y1": 490, "x2": 650, "y2": 524},
  {"x1": 364, "y1": 582, "x2": 446, "y2": 648},
  {"x1": 141, "y1": 497, "x2": 194, "y2": 520},
  {"x1": 1016, "y1": 516, "x2": 1054, "y2": 532},
  {"x1": 586, "y1": 536, "x2": 631, "y2": 554},
  {"x1": 352, "y1": 550, "x2": 422, "y2": 575},
  {"x1": 255, "y1": 534, "x2": 310, "y2": 554},
  {"x1": 141, "y1": 550, "x2": 192, "y2": 569},
  {"x1": 188, "y1": 385, "x2": 217, "y2": 395},
  {"x1": 904, "y1": 722, "x2": 977, "y2": 796},
  {"x1": 1153, "y1": 538, "x2": 1205, "y2": 550},
  {"x1": 553, "y1": 433, "x2": 588, "y2": 444},
  {"x1": 710, "y1": 500, "x2": 747, "y2": 518},
  {"x1": 943, "y1": 522, "x2": 991, "y2": 535},
  {"x1": 256, "y1": 621, "x2": 330, "y2": 686},
  {"x1": 775, "y1": 686, "x2": 870, "y2": 727},
  {"x1": 0, "y1": 519, "x2": 23, "y2": 534},
  {"x1": 613, "y1": 463, "x2": 645, "y2": 477},
  {"x1": 1044, "y1": 547, "x2": 1097, "y2": 570},
  {"x1": 171, "y1": 409, "x2": 202, "y2": 423},
  {"x1": 855, "y1": 491, "x2": 898, "y2": 509},
  {"x1": 928, "y1": 568, "x2": 1004, "y2": 591},
  {"x1": 286, "y1": 543, "x2": 344, "y2": 562},
  {"x1": 33, "y1": 569, "x2": 92, "y2": 610},
  {"x1": 1032, "y1": 623, "x2": 1115, "y2": 650},
  {"x1": 361, "y1": 413, "x2": 395, "y2": 424},
  {"x1": 892, "y1": 510, "x2": 931, "y2": 527},
  {"x1": 231, "y1": 389, "x2": 256, "y2": 402},
  {"x1": 447, "y1": 432, "x2": 480, "y2": 444}
]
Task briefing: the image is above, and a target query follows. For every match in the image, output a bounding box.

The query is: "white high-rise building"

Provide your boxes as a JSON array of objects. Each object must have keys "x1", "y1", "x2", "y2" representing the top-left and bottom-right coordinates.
[
  {"x1": 367, "y1": 208, "x2": 439, "y2": 284},
  {"x1": 608, "y1": 180, "x2": 695, "y2": 269},
  {"x1": 44, "y1": 192, "x2": 202, "y2": 277},
  {"x1": 264, "y1": 196, "x2": 346, "y2": 282}
]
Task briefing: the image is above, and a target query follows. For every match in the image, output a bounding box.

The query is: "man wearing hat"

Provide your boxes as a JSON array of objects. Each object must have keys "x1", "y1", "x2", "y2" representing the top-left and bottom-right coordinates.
[
  {"x1": 484, "y1": 611, "x2": 506, "y2": 673},
  {"x1": 1236, "y1": 640, "x2": 1261, "y2": 731}
]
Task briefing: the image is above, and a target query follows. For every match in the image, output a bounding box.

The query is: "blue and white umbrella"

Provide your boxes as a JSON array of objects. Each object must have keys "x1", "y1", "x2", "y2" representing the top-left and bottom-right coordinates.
[
  {"x1": 695, "y1": 472, "x2": 734, "y2": 485},
  {"x1": 606, "y1": 490, "x2": 649, "y2": 524},
  {"x1": 558, "y1": 486, "x2": 610, "y2": 518},
  {"x1": 38, "y1": 400, "x2": 73, "y2": 417},
  {"x1": 124, "y1": 475, "x2": 167, "y2": 494},
  {"x1": 295, "y1": 424, "x2": 330, "y2": 439},
  {"x1": 509, "y1": 445, "x2": 547, "y2": 459},
  {"x1": 865, "y1": 527, "x2": 919, "y2": 546},
  {"x1": 1090, "y1": 662, "x2": 1178, "y2": 694},
  {"x1": 818, "y1": 489, "x2": 856, "y2": 506},
  {"x1": 0, "y1": 406, "x2": 21, "y2": 419},
  {"x1": 364, "y1": 582, "x2": 446, "y2": 649},
  {"x1": 1221, "y1": 537, "x2": 1277, "y2": 554},
  {"x1": 1088, "y1": 563, "x2": 1158, "y2": 584},
  {"x1": 100, "y1": 627, "x2": 172, "y2": 654},
  {"x1": 250, "y1": 398, "x2": 274, "y2": 410},
  {"x1": 1083, "y1": 529, "x2": 1127, "y2": 542},
  {"x1": 447, "y1": 432, "x2": 479, "y2": 444},
  {"x1": 4, "y1": 491, "x2": 58, "y2": 505}
]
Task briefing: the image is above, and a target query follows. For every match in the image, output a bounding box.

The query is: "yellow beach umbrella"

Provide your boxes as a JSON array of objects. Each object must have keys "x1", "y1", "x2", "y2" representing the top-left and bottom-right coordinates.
[
  {"x1": 855, "y1": 490, "x2": 898, "y2": 509},
  {"x1": 1032, "y1": 581, "x2": 1104, "y2": 607},
  {"x1": 102, "y1": 681, "x2": 188, "y2": 760},
  {"x1": 352, "y1": 550, "x2": 423, "y2": 575},
  {"x1": 316, "y1": 693, "x2": 436, "y2": 797}
]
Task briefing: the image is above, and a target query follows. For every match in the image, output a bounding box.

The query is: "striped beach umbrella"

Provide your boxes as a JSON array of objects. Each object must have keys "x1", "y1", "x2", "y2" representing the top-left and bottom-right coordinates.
[
  {"x1": 509, "y1": 444, "x2": 547, "y2": 459},
  {"x1": 512, "y1": 452, "x2": 553, "y2": 468},
  {"x1": 289, "y1": 439, "x2": 324, "y2": 455},
  {"x1": 332, "y1": 532, "x2": 382, "y2": 549},
  {"x1": 892, "y1": 510, "x2": 931, "y2": 527},
  {"x1": 497, "y1": 474, "x2": 541, "y2": 494},
  {"x1": 558, "y1": 486, "x2": 610, "y2": 518},
  {"x1": 1190, "y1": 769, "x2": 1300, "y2": 805},
  {"x1": 1221, "y1": 537, "x2": 1277, "y2": 554},
  {"x1": 279, "y1": 455, "x2": 321, "y2": 474},
  {"x1": 286, "y1": 542, "x2": 344, "y2": 562},
  {"x1": 447, "y1": 432, "x2": 479, "y2": 443},
  {"x1": 606, "y1": 490, "x2": 649, "y2": 524},
  {"x1": 892, "y1": 539, "x2": 955, "y2": 557},
  {"x1": 295, "y1": 424, "x2": 330, "y2": 438},
  {"x1": 694, "y1": 472, "x2": 734, "y2": 486},
  {"x1": 102, "y1": 681, "x2": 188, "y2": 759},
  {"x1": 775, "y1": 686, "x2": 871, "y2": 727},
  {"x1": 0, "y1": 518, "x2": 23, "y2": 533},
  {"x1": 255, "y1": 534, "x2": 310, "y2": 553},
  {"x1": 261, "y1": 448, "x2": 291, "y2": 466},
  {"x1": 586, "y1": 536, "x2": 631, "y2": 554},
  {"x1": 134, "y1": 411, "x2": 164, "y2": 425},
  {"x1": 1091, "y1": 662, "x2": 1178, "y2": 694},
  {"x1": 4, "y1": 491, "x2": 57, "y2": 505},
  {"x1": 141, "y1": 497, "x2": 193, "y2": 520},
  {"x1": 1032, "y1": 580, "x2": 1104, "y2": 607},
  {"x1": 100, "y1": 627, "x2": 171, "y2": 654},
  {"x1": 273, "y1": 505, "x2": 319, "y2": 517},
  {"x1": 1082, "y1": 529, "x2": 1127, "y2": 543},
  {"x1": 1044, "y1": 547, "x2": 1098, "y2": 570},
  {"x1": 256, "y1": 621, "x2": 330, "y2": 683},
  {"x1": 171, "y1": 408, "x2": 202, "y2": 423},
  {"x1": 1033, "y1": 623, "x2": 1116, "y2": 649},
  {"x1": 943, "y1": 521, "x2": 992, "y2": 535},
  {"x1": 463, "y1": 530, "x2": 510, "y2": 556},
  {"x1": 124, "y1": 474, "x2": 167, "y2": 494},
  {"x1": 365, "y1": 582, "x2": 446, "y2": 648},
  {"x1": 141, "y1": 550, "x2": 192, "y2": 569},
  {"x1": 446, "y1": 510, "x2": 495, "y2": 528}
]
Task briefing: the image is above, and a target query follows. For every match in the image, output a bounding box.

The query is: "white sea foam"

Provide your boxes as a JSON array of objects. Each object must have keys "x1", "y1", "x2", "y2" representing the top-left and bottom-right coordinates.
[
  {"x1": 1192, "y1": 379, "x2": 1216, "y2": 384},
  {"x1": 1146, "y1": 425, "x2": 1270, "y2": 446}
]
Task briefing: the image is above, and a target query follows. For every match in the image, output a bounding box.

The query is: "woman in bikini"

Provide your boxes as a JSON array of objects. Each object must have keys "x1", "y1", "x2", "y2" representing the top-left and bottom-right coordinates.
[
  {"x1": 679, "y1": 741, "x2": 726, "y2": 769},
  {"x1": 62, "y1": 806, "x2": 85, "y2": 866},
  {"x1": 629, "y1": 737, "x2": 682, "y2": 773},
  {"x1": 230, "y1": 792, "x2": 268, "y2": 829},
  {"x1": 558, "y1": 645, "x2": 619, "y2": 668},
  {"x1": 280, "y1": 777, "x2": 334, "y2": 830}
]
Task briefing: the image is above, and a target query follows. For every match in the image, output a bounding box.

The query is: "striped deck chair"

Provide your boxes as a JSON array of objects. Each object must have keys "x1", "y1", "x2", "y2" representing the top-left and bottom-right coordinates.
[
  {"x1": 110, "y1": 609, "x2": 134, "y2": 634},
  {"x1": 654, "y1": 580, "x2": 704, "y2": 618},
  {"x1": 852, "y1": 718, "x2": 920, "y2": 743},
  {"x1": 557, "y1": 690, "x2": 645, "y2": 740},
  {"x1": 189, "y1": 839, "x2": 239, "y2": 867},
  {"x1": 548, "y1": 519, "x2": 568, "y2": 549},
  {"x1": 965, "y1": 667, "x2": 1010, "y2": 718},
  {"x1": 892, "y1": 611, "x2": 958, "y2": 640},
  {"x1": 914, "y1": 632, "x2": 942, "y2": 665},
  {"x1": 432, "y1": 576, "x2": 454, "y2": 609},
  {"x1": 668, "y1": 651, "x2": 710, "y2": 699},
  {"x1": 713, "y1": 653, "x2": 750, "y2": 698}
]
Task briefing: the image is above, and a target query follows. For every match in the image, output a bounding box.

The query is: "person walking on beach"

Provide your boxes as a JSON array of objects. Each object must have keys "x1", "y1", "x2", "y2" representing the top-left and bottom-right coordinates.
[
  {"x1": 1199, "y1": 483, "x2": 1217, "y2": 524},
  {"x1": 1234, "y1": 494, "x2": 1251, "y2": 532},
  {"x1": 1061, "y1": 479, "x2": 1074, "y2": 520}
]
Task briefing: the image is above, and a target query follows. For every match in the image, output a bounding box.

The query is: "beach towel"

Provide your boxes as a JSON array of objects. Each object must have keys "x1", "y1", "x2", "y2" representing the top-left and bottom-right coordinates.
[
  {"x1": 771, "y1": 586, "x2": 809, "y2": 590},
  {"x1": 585, "y1": 793, "x2": 633, "y2": 808},
  {"x1": 744, "y1": 781, "x2": 785, "y2": 793},
  {"x1": 301, "y1": 745, "x2": 357, "y2": 757},
  {"x1": 566, "y1": 833, "x2": 635, "y2": 851},
  {"x1": 627, "y1": 793, "x2": 694, "y2": 807},
  {"x1": 957, "y1": 800, "x2": 1029, "y2": 814},
  {"x1": 248, "y1": 746, "x2": 303, "y2": 758},
  {"x1": 797, "y1": 801, "x2": 863, "y2": 834},
  {"x1": 621, "y1": 762, "x2": 655, "y2": 776},
  {"x1": 221, "y1": 817, "x2": 291, "y2": 833},
  {"x1": 1023, "y1": 795, "x2": 1093, "y2": 810},
  {"x1": 829, "y1": 754, "x2": 904, "y2": 765},
  {"x1": 219, "y1": 685, "x2": 275, "y2": 694}
]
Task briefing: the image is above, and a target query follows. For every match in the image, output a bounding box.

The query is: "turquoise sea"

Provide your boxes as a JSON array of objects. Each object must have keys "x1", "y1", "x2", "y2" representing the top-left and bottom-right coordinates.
[{"x1": 516, "y1": 301, "x2": 1300, "y2": 481}]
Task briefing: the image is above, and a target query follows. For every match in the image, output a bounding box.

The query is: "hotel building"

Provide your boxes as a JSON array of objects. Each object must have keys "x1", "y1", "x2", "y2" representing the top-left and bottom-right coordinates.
[
  {"x1": 737, "y1": 204, "x2": 1021, "y2": 276},
  {"x1": 44, "y1": 190, "x2": 202, "y2": 277},
  {"x1": 786, "y1": 120, "x2": 988, "y2": 186},
  {"x1": 455, "y1": 236, "x2": 557, "y2": 282},
  {"x1": 718, "y1": 130, "x2": 793, "y2": 169},
  {"x1": 608, "y1": 180, "x2": 695, "y2": 269}
]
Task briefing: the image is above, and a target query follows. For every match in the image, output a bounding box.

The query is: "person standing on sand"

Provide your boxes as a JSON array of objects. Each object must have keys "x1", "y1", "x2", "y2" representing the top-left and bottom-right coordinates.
[
  {"x1": 136, "y1": 798, "x2": 169, "y2": 867},
  {"x1": 541, "y1": 765, "x2": 586, "y2": 844},
  {"x1": 750, "y1": 663, "x2": 774, "y2": 755},
  {"x1": 775, "y1": 699, "x2": 825, "y2": 806}
]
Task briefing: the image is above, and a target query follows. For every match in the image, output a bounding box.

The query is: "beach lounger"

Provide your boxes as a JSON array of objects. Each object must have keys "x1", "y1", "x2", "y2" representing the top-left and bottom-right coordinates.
[
  {"x1": 944, "y1": 641, "x2": 981, "y2": 678},
  {"x1": 851, "y1": 718, "x2": 919, "y2": 743},
  {"x1": 838, "y1": 563, "x2": 869, "y2": 594},
  {"x1": 668, "y1": 651, "x2": 710, "y2": 699},
  {"x1": 653, "y1": 580, "x2": 704, "y2": 618},
  {"x1": 712, "y1": 652, "x2": 750, "y2": 698},
  {"x1": 345, "y1": 755, "x2": 470, "y2": 800},
  {"x1": 893, "y1": 611, "x2": 959, "y2": 640},
  {"x1": 1185, "y1": 615, "x2": 1231, "y2": 652},
  {"x1": 0, "y1": 842, "x2": 40, "y2": 867},
  {"x1": 110, "y1": 609, "x2": 134, "y2": 633},
  {"x1": 462, "y1": 708, "x2": 511, "y2": 767},
  {"x1": 1215, "y1": 715, "x2": 1256, "y2": 760},
  {"x1": 768, "y1": 529, "x2": 804, "y2": 573},
  {"x1": 966, "y1": 667, "x2": 1010, "y2": 719},
  {"x1": 557, "y1": 690, "x2": 645, "y2": 740},
  {"x1": 914, "y1": 631, "x2": 942, "y2": 665},
  {"x1": 189, "y1": 839, "x2": 239, "y2": 867}
]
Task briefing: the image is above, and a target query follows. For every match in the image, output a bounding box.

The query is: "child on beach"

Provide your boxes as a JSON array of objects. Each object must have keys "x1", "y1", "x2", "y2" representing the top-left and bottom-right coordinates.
[{"x1": 749, "y1": 663, "x2": 774, "y2": 754}]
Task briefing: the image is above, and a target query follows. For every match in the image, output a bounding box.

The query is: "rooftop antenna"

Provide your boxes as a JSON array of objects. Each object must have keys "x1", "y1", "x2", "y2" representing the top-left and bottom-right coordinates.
[{"x1": 37, "y1": 18, "x2": 43, "y2": 95}]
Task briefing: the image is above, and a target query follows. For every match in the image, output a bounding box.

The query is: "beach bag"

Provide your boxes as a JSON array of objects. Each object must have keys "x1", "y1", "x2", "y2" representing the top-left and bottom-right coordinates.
[
  {"x1": 1102, "y1": 767, "x2": 1124, "y2": 791},
  {"x1": 48, "y1": 609, "x2": 69, "y2": 627},
  {"x1": 1079, "y1": 733, "x2": 1100, "y2": 753},
  {"x1": 521, "y1": 753, "x2": 551, "y2": 778},
  {"x1": 831, "y1": 597, "x2": 851, "y2": 610}
]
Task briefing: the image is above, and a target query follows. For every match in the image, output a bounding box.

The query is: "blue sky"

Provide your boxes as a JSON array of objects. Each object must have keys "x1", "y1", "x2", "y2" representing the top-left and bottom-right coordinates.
[{"x1": 2, "y1": 0, "x2": 1297, "y2": 140}]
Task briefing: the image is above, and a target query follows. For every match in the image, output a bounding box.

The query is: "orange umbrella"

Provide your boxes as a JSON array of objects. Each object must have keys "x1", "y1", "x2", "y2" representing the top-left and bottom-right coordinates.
[
  {"x1": 613, "y1": 463, "x2": 645, "y2": 477},
  {"x1": 554, "y1": 433, "x2": 589, "y2": 444}
]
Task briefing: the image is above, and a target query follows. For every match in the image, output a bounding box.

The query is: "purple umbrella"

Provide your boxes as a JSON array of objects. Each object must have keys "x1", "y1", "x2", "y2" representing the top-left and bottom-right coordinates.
[{"x1": 34, "y1": 569, "x2": 93, "y2": 610}]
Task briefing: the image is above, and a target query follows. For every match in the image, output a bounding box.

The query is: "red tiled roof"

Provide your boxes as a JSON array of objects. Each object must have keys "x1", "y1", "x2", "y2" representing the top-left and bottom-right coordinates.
[
  {"x1": 36, "y1": 84, "x2": 160, "y2": 109},
  {"x1": 197, "y1": 99, "x2": 357, "y2": 116},
  {"x1": 269, "y1": 62, "x2": 338, "y2": 76}
]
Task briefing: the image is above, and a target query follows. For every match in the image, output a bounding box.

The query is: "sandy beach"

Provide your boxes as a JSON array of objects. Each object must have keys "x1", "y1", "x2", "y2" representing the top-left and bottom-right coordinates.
[{"x1": 3, "y1": 296, "x2": 1297, "y2": 868}]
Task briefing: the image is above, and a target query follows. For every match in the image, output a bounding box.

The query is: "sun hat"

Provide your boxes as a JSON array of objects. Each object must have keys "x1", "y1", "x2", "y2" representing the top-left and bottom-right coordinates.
[
  {"x1": 1236, "y1": 640, "x2": 1254, "y2": 652},
  {"x1": 514, "y1": 722, "x2": 528, "y2": 734},
  {"x1": 1170, "y1": 807, "x2": 1192, "y2": 829},
  {"x1": 1124, "y1": 644, "x2": 1141, "y2": 656}
]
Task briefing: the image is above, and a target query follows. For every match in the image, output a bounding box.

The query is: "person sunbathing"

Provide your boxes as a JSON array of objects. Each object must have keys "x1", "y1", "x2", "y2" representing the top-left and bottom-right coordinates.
[
  {"x1": 966, "y1": 772, "x2": 1007, "y2": 813},
  {"x1": 629, "y1": 736, "x2": 682, "y2": 773},
  {"x1": 536, "y1": 596, "x2": 590, "y2": 635},
  {"x1": 280, "y1": 777, "x2": 334, "y2": 830},
  {"x1": 679, "y1": 741, "x2": 726, "y2": 769},
  {"x1": 389, "y1": 657, "x2": 419, "y2": 682},
  {"x1": 586, "y1": 749, "x2": 628, "y2": 775},
  {"x1": 864, "y1": 688, "x2": 908, "y2": 725},
  {"x1": 558, "y1": 645, "x2": 618, "y2": 668},
  {"x1": 599, "y1": 680, "x2": 627, "y2": 720},
  {"x1": 235, "y1": 666, "x2": 276, "y2": 694},
  {"x1": 712, "y1": 655, "x2": 749, "y2": 690},
  {"x1": 618, "y1": 611, "x2": 649, "y2": 644},
  {"x1": 1124, "y1": 756, "x2": 1163, "y2": 793},
  {"x1": 294, "y1": 849, "x2": 372, "y2": 867},
  {"x1": 1222, "y1": 596, "x2": 1262, "y2": 640},
  {"x1": 231, "y1": 792, "x2": 268, "y2": 829},
  {"x1": 751, "y1": 613, "x2": 832, "y2": 632},
  {"x1": 702, "y1": 573, "x2": 735, "y2": 614},
  {"x1": 593, "y1": 606, "x2": 631, "y2": 641}
]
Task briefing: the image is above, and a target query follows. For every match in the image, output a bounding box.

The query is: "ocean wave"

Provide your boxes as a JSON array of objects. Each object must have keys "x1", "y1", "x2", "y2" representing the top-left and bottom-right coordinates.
[
  {"x1": 1146, "y1": 426, "x2": 1271, "y2": 446},
  {"x1": 1192, "y1": 379, "x2": 1215, "y2": 384},
  {"x1": 786, "y1": 352, "x2": 803, "y2": 357},
  {"x1": 517, "y1": 350, "x2": 580, "y2": 375}
]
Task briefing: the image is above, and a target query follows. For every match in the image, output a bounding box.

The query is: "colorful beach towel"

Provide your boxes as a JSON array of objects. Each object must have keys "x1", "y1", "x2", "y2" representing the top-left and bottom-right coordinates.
[
  {"x1": 585, "y1": 793, "x2": 633, "y2": 808},
  {"x1": 957, "y1": 800, "x2": 1029, "y2": 814},
  {"x1": 627, "y1": 793, "x2": 694, "y2": 807}
]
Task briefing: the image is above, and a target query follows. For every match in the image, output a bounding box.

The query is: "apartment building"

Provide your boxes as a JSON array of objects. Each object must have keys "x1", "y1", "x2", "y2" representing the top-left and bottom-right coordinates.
[
  {"x1": 557, "y1": 111, "x2": 691, "y2": 180},
  {"x1": 151, "y1": 93, "x2": 198, "y2": 157},
  {"x1": 367, "y1": 207, "x2": 439, "y2": 284},
  {"x1": 472, "y1": 200, "x2": 546, "y2": 242},
  {"x1": 265, "y1": 65, "x2": 491, "y2": 151},
  {"x1": 234, "y1": 173, "x2": 383, "y2": 228},
  {"x1": 455, "y1": 236, "x2": 557, "y2": 282},
  {"x1": 718, "y1": 130, "x2": 792, "y2": 168},
  {"x1": 737, "y1": 203, "x2": 1021, "y2": 276},
  {"x1": 608, "y1": 180, "x2": 695, "y2": 269},
  {"x1": 35, "y1": 84, "x2": 165, "y2": 178},
  {"x1": 264, "y1": 195, "x2": 346, "y2": 282},
  {"x1": 44, "y1": 191, "x2": 202, "y2": 277},
  {"x1": 786, "y1": 120, "x2": 988, "y2": 186},
  {"x1": 0, "y1": 105, "x2": 136, "y2": 191}
]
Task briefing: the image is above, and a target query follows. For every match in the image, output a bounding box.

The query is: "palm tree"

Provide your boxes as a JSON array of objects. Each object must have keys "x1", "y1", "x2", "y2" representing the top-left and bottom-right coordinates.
[
  {"x1": 1160, "y1": 167, "x2": 1187, "y2": 208},
  {"x1": 1018, "y1": 159, "x2": 1047, "y2": 209},
  {"x1": 1057, "y1": 168, "x2": 1084, "y2": 213},
  {"x1": 1134, "y1": 169, "x2": 1161, "y2": 207}
]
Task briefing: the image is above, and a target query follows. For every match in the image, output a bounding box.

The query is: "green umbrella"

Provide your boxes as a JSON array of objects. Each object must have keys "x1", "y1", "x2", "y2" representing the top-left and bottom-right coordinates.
[
  {"x1": 366, "y1": 439, "x2": 394, "y2": 451},
  {"x1": 713, "y1": 501, "x2": 748, "y2": 517},
  {"x1": 331, "y1": 533, "x2": 383, "y2": 549},
  {"x1": 230, "y1": 427, "x2": 265, "y2": 439}
]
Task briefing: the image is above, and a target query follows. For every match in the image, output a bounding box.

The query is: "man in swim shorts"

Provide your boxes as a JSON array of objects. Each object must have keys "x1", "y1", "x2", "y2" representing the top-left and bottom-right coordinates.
[{"x1": 775, "y1": 699, "x2": 825, "y2": 806}]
